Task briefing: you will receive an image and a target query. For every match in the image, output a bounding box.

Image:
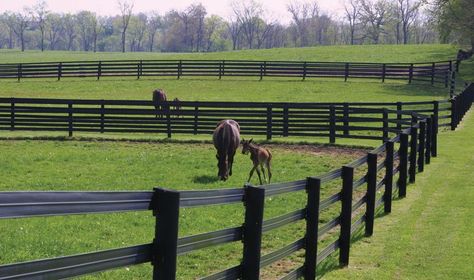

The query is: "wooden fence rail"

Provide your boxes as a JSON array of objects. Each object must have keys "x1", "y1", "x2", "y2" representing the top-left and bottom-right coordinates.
[
  {"x1": 0, "y1": 59, "x2": 459, "y2": 86},
  {"x1": 0, "y1": 85, "x2": 472, "y2": 280}
]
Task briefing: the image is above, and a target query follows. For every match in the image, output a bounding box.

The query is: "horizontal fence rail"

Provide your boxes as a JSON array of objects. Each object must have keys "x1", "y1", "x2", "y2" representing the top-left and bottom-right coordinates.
[
  {"x1": 0, "y1": 84, "x2": 473, "y2": 280},
  {"x1": 0, "y1": 59, "x2": 458, "y2": 85}
]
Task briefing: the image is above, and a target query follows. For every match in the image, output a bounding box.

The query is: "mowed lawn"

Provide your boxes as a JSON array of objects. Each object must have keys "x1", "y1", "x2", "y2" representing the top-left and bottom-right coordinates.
[
  {"x1": 323, "y1": 112, "x2": 474, "y2": 279},
  {"x1": 0, "y1": 140, "x2": 361, "y2": 279}
]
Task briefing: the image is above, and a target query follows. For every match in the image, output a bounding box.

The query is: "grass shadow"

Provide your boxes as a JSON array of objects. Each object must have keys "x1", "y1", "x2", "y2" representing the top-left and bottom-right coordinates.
[{"x1": 193, "y1": 175, "x2": 219, "y2": 184}]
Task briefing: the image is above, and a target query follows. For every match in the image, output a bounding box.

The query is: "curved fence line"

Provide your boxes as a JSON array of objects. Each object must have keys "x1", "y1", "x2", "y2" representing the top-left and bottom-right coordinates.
[
  {"x1": 0, "y1": 59, "x2": 459, "y2": 86},
  {"x1": 0, "y1": 84, "x2": 473, "y2": 280}
]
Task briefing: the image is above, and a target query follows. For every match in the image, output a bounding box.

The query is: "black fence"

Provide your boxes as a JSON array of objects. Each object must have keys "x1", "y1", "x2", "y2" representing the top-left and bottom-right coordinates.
[
  {"x1": 0, "y1": 59, "x2": 459, "y2": 85},
  {"x1": 0, "y1": 85, "x2": 472, "y2": 280},
  {"x1": 0, "y1": 98, "x2": 453, "y2": 142}
]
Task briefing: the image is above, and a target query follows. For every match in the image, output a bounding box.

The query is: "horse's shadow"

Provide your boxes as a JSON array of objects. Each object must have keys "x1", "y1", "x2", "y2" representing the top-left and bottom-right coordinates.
[{"x1": 193, "y1": 175, "x2": 219, "y2": 184}]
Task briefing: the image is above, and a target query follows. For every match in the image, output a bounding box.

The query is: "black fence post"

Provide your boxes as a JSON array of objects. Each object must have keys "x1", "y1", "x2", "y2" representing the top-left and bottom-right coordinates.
[
  {"x1": 283, "y1": 104, "x2": 289, "y2": 137},
  {"x1": 259, "y1": 62, "x2": 264, "y2": 81},
  {"x1": 365, "y1": 152, "x2": 377, "y2": 237},
  {"x1": 151, "y1": 188, "x2": 180, "y2": 280},
  {"x1": 382, "y1": 109, "x2": 389, "y2": 142},
  {"x1": 17, "y1": 63, "x2": 22, "y2": 82},
  {"x1": 241, "y1": 184, "x2": 265, "y2": 280},
  {"x1": 339, "y1": 166, "x2": 354, "y2": 267},
  {"x1": 302, "y1": 62, "x2": 307, "y2": 81},
  {"x1": 166, "y1": 104, "x2": 172, "y2": 138},
  {"x1": 343, "y1": 103, "x2": 349, "y2": 136},
  {"x1": 100, "y1": 100, "x2": 105, "y2": 134},
  {"x1": 432, "y1": 102, "x2": 439, "y2": 157},
  {"x1": 177, "y1": 60, "x2": 182, "y2": 79},
  {"x1": 344, "y1": 63, "x2": 349, "y2": 82},
  {"x1": 398, "y1": 133, "x2": 409, "y2": 198},
  {"x1": 266, "y1": 105, "x2": 273, "y2": 140},
  {"x1": 68, "y1": 102, "x2": 73, "y2": 137},
  {"x1": 304, "y1": 177, "x2": 321, "y2": 280},
  {"x1": 455, "y1": 60, "x2": 460, "y2": 72},
  {"x1": 384, "y1": 140, "x2": 394, "y2": 213},
  {"x1": 97, "y1": 61, "x2": 102, "y2": 80},
  {"x1": 450, "y1": 71, "x2": 456, "y2": 95},
  {"x1": 58, "y1": 62, "x2": 62, "y2": 81},
  {"x1": 408, "y1": 63, "x2": 413, "y2": 84},
  {"x1": 137, "y1": 60, "x2": 142, "y2": 80},
  {"x1": 382, "y1": 63, "x2": 386, "y2": 82},
  {"x1": 329, "y1": 105, "x2": 336, "y2": 143},
  {"x1": 396, "y1": 102, "x2": 402, "y2": 131},
  {"x1": 418, "y1": 120, "x2": 426, "y2": 173},
  {"x1": 431, "y1": 62, "x2": 435, "y2": 85},
  {"x1": 10, "y1": 98, "x2": 15, "y2": 131},
  {"x1": 218, "y1": 61, "x2": 223, "y2": 80},
  {"x1": 409, "y1": 122, "x2": 418, "y2": 183},
  {"x1": 425, "y1": 117, "x2": 432, "y2": 165},
  {"x1": 193, "y1": 106, "x2": 198, "y2": 135},
  {"x1": 450, "y1": 97, "x2": 457, "y2": 130}
]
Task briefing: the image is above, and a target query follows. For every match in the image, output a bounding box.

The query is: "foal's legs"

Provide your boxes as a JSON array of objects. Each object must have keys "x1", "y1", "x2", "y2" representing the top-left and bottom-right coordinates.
[
  {"x1": 248, "y1": 165, "x2": 257, "y2": 183},
  {"x1": 255, "y1": 166, "x2": 263, "y2": 185},
  {"x1": 260, "y1": 164, "x2": 267, "y2": 183},
  {"x1": 266, "y1": 160, "x2": 272, "y2": 183}
]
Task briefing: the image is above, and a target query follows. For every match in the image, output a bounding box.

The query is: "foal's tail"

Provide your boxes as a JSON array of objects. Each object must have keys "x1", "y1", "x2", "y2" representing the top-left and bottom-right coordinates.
[
  {"x1": 266, "y1": 148, "x2": 272, "y2": 163},
  {"x1": 265, "y1": 148, "x2": 272, "y2": 183}
]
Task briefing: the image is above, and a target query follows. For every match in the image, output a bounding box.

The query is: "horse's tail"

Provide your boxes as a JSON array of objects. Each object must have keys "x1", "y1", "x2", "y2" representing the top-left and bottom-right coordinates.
[{"x1": 266, "y1": 148, "x2": 272, "y2": 163}]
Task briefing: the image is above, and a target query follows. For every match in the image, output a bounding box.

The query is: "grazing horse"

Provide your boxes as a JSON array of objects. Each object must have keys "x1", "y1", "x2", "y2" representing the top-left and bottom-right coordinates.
[
  {"x1": 172, "y1": 97, "x2": 181, "y2": 118},
  {"x1": 213, "y1": 120, "x2": 240, "y2": 181},
  {"x1": 241, "y1": 138, "x2": 272, "y2": 185},
  {"x1": 152, "y1": 89, "x2": 167, "y2": 118}
]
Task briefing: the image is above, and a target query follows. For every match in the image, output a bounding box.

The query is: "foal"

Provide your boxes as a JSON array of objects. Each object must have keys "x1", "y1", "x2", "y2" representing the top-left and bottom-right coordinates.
[{"x1": 241, "y1": 139, "x2": 272, "y2": 185}]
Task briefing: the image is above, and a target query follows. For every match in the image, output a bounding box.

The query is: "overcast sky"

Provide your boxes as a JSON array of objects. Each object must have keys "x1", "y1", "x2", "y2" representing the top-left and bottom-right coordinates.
[{"x1": 0, "y1": 0, "x2": 346, "y2": 24}]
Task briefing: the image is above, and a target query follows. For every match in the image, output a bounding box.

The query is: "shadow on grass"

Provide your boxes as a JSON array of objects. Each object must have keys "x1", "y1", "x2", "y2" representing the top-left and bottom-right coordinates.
[{"x1": 193, "y1": 175, "x2": 219, "y2": 184}]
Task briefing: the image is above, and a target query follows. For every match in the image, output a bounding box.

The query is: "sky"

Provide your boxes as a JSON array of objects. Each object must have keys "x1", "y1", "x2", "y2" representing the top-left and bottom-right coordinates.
[{"x1": 0, "y1": 0, "x2": 346, "y2": 24}]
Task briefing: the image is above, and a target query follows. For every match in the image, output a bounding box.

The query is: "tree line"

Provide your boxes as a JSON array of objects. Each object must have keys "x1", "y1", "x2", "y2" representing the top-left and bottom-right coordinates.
[{"x1": 0, "y1": 0, "x2": 470, "y2": 53}]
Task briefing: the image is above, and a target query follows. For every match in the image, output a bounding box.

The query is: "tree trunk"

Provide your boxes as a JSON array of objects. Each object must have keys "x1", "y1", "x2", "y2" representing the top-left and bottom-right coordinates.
[{"x1": 121, "y1": 31, "x2": 126, "y2": 53}]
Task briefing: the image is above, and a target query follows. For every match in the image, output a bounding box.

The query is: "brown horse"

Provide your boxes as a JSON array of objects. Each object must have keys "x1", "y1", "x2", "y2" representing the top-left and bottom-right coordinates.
[
  {"x1": 213, "y1": 120, "x2": 240, "y2": 181},
  {"x1": 152, "y1": 89, "x2": 167, "y2": 118},
  {"x1": 241, "y1": 138, "x2": 272, "y2": 185}
]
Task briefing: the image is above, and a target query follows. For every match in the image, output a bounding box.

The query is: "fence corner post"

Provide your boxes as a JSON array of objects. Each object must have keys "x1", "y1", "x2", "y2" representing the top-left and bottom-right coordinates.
[
  {"x1": 329, "y1": 105, "x2": 336, "y2": 144},
  {"x1": 304, "y1": 177, "x2": 321, "y2": 280},
  {"x1": 241, "y1": 183, "x2": 265, "y2": 280},
  {"x1": 409, "y1": 124, "x2": 418, "y2": 183},
  {"x1": 365, "y1": 152, "x2": 378, "y2": 237},
  {"x1": 150, "y1": 187, "x2": 180, "y2": 280},
  {"x1": 425, "y1": 117, "x2": 432, "y2": 165},
  {"x1": 382, "y1": 109, "x2": 389, "y2": 143},
  {"x1": 418, "y1": 120, "x2": 426, "y2": 173},
  {"x1": 339, "y1": 165, "x2": 354, "y2": 267},
  {"x1": 266, "y1": 105, "x2": 273, "y2": 140}
]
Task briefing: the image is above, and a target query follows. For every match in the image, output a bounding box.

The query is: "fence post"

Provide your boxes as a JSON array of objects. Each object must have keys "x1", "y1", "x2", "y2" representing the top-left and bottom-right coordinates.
[
  {"x1": 57, "y1": 62, "x2": 62, "y2": 81},
  {"x1": 365, "y1": 152, "x2": 377, "y2": 237},
  {"x1": 431, "y1": 62, "x2": 435, "y2": 85},
  {"x1": 10, "y1": 98, "x2": 15, "y2": 131},
  {"x1": 68, "y1": 102, "x2": 73, "y2": 137},
  {"x1": 97, "y1": 61, "x2": 102, "y2": 80},
  {"x1": 344, "y1": 63, "x2": 349, "y2": 82},
  {"x1": 302, "y1": 62, "x2": 307, "y2": 81},
  {"x1": 266, "y1": 105, "x2": 272, "y2": 140},
  {"x1": 137, "y1": 60, "x2": 142, "y2": 80},
  {"x1": 418, "y1": 120, "x2": 426, "y2": 173},
  {"x1": 382, "y1": 63, "x2": 386, "y2": 83},
  {"x1": 100, "y1": 100, "x2": 105, "y2": 134},
  {"x1": 396, "y1": 102, "x2": 402, "y2": 131},
  {"x1": 408, "y1": 63, "x2": 413, "y2": 84},
  {"x1": 193, "y1": 106, "x2": 198, "y2": 135},
  {"x1": 450, "y1": 97, "x2": 457, "y2": 130},
  {"x1": 432, "y1": 102, "x2": 439, "y2": 157},
  {"x1": 343, "y1": 103, "x2": 349, "y2": 136},
  {"x1": 17, "y1": 63, "x2": 22, "y2": 82},
  {"x1": 218, "y1": 61, "x2": 223, "y2": 80},
  {"x1": 409, "y1": 117, "x2": 418, "y2": 183},
  {"x1": 283, "y1": 104, "x2": 289, "y2": 137},
  {"x1": 384, "y1": 140, "x2": 394, "y2": 213},
  {"x1": 450, "y1": 71, "x2": 456, "y2": 95},
  {"x1": 382, "y1": 109, "x2": 389, "y2": 142},
  {"x1": 304, "y1": 177, "x2": 321, "y2": 280},
  {"x1": 166, "y1": 104, "x2": 172, "y2": 138},
  {"x1": 425, "y1": 117, "x2": 432, "y2": 165},
  {"x1": 241, "y1": 184, "x2": 265, "y2": 280},
  {"x1": 177, "y1": 60, "x2": 182, "y2": 79},
  {"x1": 150, "y1": 188, "x2": 180, "y2": 280},
  {"x1": 329, "y1": 105, "x2": 336, "y2": 144},
  {"x1": 339, "y1": 166, "x2": 354, "y2": 267},
  {"x1": 455, "y1": 59, "x2": 460, "y2": 72},
  {"x1": 398, "y1": 132, "x2": 409, "y2": 198}
]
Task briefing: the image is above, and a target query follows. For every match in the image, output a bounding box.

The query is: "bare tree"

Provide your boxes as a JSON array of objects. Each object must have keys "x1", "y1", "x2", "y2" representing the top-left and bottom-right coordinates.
[
  {"x1": 9, "y1": 10, "x2": 30, "y2": 51},
  {"x1": 344, "y1": 0, "x2": 361, "y2": 45},
  {"x1": 32, "y1": 0, "x2": 49, "y2": 51},
  {"x1": 46, "y1": 13, "x2": 63, "y2": 50},
  {"x1": 63, "y1": 14, "x2": 76, "y2": 50},
  {"x1": 146, "y1": 11, "x2": 161, "y2": 52},
  {"x1": 359, "y1": 0, "x2": 390, "y2": 44},
  {"x1": 227, "y1": 16, "x2": 241, "y2": 50},
  {"x1": 118, "y1": 0, "x2": 134, "y2": 52},
  {"x1": 231, "y1": 0, "x2": 266, "y2": 49},
  {"x1": 395, "y1": 0, "x2": 421, "y2": 44},
  {"x1": 287, "y1": 1, "x2": 319, "y2": 47},
  {"x1": 129, "y1": 13, "x2": 147, "y2": 51},
  {"x1": 1, "y1": 12, "x2": 16, "y2": 49}
]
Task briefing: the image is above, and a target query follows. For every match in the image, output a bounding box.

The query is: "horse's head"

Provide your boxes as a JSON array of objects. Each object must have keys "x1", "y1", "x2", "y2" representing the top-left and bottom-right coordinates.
[
  {"x1": 241, "y1": 138, "x2": 253, "y2": 155},
  {"x1": 216, "y1": 154, "x2": 229, "y2": 181}
]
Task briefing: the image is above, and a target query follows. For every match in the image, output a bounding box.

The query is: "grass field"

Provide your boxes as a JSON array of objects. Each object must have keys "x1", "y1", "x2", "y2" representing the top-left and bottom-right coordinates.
[{"x1": 0, "y1": 44, "x2": 473, "y2": 279}]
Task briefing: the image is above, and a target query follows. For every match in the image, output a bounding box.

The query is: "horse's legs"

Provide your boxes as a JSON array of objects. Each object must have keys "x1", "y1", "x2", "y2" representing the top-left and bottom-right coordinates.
[
  {"x1": 260, "y1": 164, "x2": 267, "y2": 183},
  {"x1": 229, "y1": 153, "x2": 235, "y2": 176},
  {"x1": 256, "y1": 167, "x2": 263, "y2": 185},
  {"x1": 248, "y1": 166, "x2": 257, "y2": 183},
  {"x1": 266, "y1": 161, "x2": 272, "y2": 184}
]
